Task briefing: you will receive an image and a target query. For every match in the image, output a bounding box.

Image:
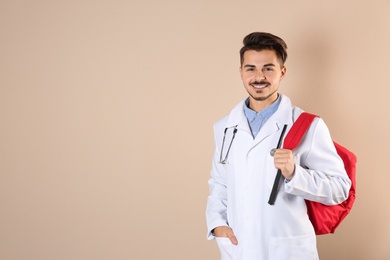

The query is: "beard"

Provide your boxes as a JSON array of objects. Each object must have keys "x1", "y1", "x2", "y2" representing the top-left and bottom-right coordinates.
[{"x1": 248, "y1": 88, "x2": 279, "y2": 101}]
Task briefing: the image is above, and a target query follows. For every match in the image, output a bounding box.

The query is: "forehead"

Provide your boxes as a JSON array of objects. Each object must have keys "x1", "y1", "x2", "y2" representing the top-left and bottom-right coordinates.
[{"x1": 242, "y1": 49, "x2": 280, "y2": 66}]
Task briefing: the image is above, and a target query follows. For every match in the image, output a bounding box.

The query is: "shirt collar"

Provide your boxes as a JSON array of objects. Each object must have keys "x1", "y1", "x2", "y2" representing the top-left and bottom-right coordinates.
[{"x1": 243, "y1": 94, "x2": 281, "y2": 122}]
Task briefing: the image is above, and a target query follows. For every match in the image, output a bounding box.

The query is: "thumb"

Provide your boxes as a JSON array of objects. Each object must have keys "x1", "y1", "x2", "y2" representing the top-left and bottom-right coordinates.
[{"x1": 226, "y1": 229, "x2": 238, "y2": 245}]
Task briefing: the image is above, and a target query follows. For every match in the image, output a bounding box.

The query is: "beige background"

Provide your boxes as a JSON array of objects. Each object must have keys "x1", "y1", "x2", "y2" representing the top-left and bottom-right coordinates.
[{"x1": 1, "y1": 0, "x2": 389, "y2": 259}]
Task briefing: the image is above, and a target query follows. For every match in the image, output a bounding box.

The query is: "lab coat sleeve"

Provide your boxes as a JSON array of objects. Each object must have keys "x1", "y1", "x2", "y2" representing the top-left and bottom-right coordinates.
[
  {"x1": 284, "y1": 118, "x2": 352, "y2": 205},
  {"x1": 205, "y1": 124, "x2": 229, "y2": 240}
]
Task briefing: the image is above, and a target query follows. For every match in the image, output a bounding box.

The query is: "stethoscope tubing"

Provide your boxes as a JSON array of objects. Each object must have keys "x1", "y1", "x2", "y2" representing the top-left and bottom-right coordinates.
[{"x1": 219, "y1": 126, "x2": 238, "y2": 164}]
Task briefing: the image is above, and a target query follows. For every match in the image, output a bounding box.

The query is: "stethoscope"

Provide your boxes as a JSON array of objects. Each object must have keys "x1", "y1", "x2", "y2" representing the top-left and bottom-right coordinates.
[
  {"x1": 219, "y1": 124, "x2": 288, "y2": 166},
  {"x1": 219, "y1": 126, "x2": 238, "y2": 164},
  {"x1": 218, "y1": 123, "x2": 289, "y2": 205}
]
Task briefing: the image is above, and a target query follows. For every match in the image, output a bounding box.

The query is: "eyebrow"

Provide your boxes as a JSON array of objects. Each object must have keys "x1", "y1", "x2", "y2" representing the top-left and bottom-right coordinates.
[{"x1": 243, "y1": 63, "x2": 276, "y2": 68}]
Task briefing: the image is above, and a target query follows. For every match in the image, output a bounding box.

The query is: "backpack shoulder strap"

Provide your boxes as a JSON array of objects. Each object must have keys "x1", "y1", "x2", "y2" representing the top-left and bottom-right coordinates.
[{"x1": 283, "y1": 112, "x2": 319, "y2": 150}]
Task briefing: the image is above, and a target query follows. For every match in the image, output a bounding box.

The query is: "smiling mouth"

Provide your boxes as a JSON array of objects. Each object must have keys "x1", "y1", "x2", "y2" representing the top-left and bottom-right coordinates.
[{"x1": 251, "y1": 81, "x2": 269, "y2": 89}]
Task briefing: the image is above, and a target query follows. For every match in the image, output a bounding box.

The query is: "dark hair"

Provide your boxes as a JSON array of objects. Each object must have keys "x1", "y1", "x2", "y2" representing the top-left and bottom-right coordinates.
[{"x1": 239, "y1": 32, "x2": 288, "y2": 67}]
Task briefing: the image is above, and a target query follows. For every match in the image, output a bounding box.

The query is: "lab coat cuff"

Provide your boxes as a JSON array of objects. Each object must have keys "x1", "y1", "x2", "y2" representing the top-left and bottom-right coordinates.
[
  {"x1": 284, "y1": 166, "x2": 296, "y2": 184},
  {"x1": 207, "y1": 229, "x2": 215, "y2": 240},
  {"x1": 206, "y1": 222, "x2": 229, "y2": 240},
  {"x1": 284, "y1": 165, "x2": 302, "y2": 192}
]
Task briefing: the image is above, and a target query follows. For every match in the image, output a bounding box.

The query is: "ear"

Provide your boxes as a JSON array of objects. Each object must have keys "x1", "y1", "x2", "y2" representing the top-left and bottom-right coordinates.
[
  {"x1": 239, "y1": 66, "x2": 243, "y2": 79},
  {"x1": 280, "y1": 66, "x2": 287, "y2": 80}
]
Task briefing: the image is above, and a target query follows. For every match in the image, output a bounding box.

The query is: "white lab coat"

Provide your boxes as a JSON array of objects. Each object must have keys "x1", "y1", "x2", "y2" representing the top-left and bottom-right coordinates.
[{"x1": 206, "y1": 95, "x2": 351, "y2": 260}]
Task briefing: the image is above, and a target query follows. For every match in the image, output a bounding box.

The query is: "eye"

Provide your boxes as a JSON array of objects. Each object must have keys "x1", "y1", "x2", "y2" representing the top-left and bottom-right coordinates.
[{"x1": 264, "y1": 67, "x2": 274, "y2": 72}]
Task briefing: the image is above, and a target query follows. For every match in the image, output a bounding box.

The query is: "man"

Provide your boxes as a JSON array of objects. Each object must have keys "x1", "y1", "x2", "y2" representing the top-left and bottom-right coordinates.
[{"x1": 206, "y1": 32, "x2": 351, "y2": 260}]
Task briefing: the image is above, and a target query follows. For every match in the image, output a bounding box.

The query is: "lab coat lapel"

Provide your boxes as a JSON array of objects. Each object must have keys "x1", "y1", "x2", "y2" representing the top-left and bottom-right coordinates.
[
  {"x1": 247, "y1": 95, "x2": 294, "y2": 149},
  {"x1": 226, "y1": 99, "x2": 252, "y2": 136},
  {"x1": 225, "y1": 95, "x2": 295, "y2": 149},
  {"x1": 253, "y1": 119, "x2": 279, "y2": 145}
]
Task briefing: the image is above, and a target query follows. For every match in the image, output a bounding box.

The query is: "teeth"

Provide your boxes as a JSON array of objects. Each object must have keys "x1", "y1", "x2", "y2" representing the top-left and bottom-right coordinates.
[{"x1": 253, "y1": 84, "x2": 267, "y2": 89}]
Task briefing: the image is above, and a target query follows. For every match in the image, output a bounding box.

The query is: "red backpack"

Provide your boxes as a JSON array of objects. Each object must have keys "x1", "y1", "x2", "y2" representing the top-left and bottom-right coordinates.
[{"x1": 283, "y1": 112, "x2": 357, "y2": 235}]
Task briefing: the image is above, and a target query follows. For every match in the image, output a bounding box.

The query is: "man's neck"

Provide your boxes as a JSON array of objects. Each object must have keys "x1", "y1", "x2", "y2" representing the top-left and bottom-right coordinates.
[{"x1": 248, "y1": 94, "x2": 279, "y2": 112}]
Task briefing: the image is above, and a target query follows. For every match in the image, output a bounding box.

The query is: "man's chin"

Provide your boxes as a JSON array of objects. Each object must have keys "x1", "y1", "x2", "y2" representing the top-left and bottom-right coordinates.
[
  {"x1": 250, "y1": 93, "x2": 271, "y2": 102},
  {"x1": 249, "y1": 89, "x2": 278, "y2": 102}
]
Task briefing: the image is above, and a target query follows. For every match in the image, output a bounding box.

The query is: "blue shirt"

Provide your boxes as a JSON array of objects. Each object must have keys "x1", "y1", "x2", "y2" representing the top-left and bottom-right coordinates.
[{"x1": 243, "y1": 95, "x2": 281, "y2": 138}]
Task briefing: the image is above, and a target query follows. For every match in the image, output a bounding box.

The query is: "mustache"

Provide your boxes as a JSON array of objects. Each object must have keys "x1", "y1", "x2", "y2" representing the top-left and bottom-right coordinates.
[{"x1": 251, "y1": 80, "x2": 270, "y2": 85}]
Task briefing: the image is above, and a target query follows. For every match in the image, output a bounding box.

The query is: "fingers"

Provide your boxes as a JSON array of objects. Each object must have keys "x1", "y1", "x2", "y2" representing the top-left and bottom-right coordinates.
[
  {"x1": 228, "y1": 235, "x2": 238, "y2": 245},
  {"x1": 273, "y1": 149, "x2": 295, "y2": 180},
  {"x1": 226, "y1": 229, "x2": 238, "y2": 245},
  {"x1": 213, "y1": 226, "x2": 238, "y2": 245}
]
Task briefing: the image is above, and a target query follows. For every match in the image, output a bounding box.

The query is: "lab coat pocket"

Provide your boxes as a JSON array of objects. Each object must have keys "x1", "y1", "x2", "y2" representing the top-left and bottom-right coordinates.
[
  {"x1": 215, "y1": 237, "x2": 234, "y2": 260},
  {"x1": 269, "y1": 234, "x2": 318, "y2": 260}
]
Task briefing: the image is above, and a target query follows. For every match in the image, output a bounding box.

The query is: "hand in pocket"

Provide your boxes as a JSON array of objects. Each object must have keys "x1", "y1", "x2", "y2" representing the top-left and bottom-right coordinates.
[{"x1": 213, "y1": 226, "x2": 238, "y2": 245}]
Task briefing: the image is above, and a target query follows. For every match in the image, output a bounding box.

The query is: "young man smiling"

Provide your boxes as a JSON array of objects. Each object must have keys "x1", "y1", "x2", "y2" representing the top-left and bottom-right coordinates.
[
  {"x1": 240, "y1": 49, "x2": 285, "y2": 107},
  {"x1": 206, "y1": 32, "x2": 351, "y2": 260}
]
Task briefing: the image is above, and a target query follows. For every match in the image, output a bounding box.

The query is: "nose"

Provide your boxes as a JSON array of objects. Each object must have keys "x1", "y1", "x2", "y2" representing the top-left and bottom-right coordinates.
[{"x1": 254, "y1": 71, "x2": 265, "y2": 81}]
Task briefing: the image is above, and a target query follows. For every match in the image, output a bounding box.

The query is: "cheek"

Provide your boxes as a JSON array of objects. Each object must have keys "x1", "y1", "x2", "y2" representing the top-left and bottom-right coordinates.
[
  {"x1": 242, "y1": 74, "x2": 253, "y2": 82},
  {"x1": 270, "y1": 75, "x2": 282, "y2": 83}
]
